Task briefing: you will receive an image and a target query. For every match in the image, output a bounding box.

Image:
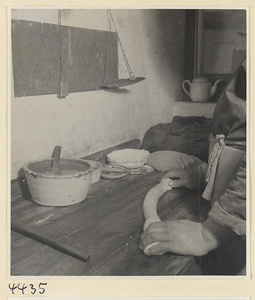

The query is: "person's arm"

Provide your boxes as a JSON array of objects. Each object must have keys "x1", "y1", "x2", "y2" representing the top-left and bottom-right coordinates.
[{"x1": 140, "y1": 155, "x2": 246, "y2": 256}]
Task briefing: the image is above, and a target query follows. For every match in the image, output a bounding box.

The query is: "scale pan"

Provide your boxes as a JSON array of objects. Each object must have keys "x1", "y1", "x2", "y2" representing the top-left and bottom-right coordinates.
[{"x1": 101, "y1": 77, "x2": 145, "y2": 89}]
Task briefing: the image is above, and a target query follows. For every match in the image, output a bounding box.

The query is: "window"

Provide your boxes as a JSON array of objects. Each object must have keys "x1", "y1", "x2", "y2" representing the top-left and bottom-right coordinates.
[{"x1": 184, "y1": 9, "x2": 246, "y2": 94}]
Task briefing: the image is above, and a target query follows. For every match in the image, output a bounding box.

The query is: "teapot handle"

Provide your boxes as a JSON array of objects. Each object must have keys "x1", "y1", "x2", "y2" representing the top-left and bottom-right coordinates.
[{"x1": 182, "y1": 80, "x2": 191, "y2": 97}]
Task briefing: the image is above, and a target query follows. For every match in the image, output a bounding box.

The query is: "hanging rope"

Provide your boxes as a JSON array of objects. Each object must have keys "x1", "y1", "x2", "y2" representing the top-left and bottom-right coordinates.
[
  {"x1": 108, "y1": 9, "x2": 134, "y2": 78},
  {"x1": 58, "y1": 9, "x2": 64, "y2": 80},
  {"x1": 102, "y1": 10, "x2": 112, "y2": 85},
  {"x1": 101, "y1": 10, "x2": 145, "y2": 89},
  {"x1": 57, "y1": 9, "x2": 68, "y2": 98}
]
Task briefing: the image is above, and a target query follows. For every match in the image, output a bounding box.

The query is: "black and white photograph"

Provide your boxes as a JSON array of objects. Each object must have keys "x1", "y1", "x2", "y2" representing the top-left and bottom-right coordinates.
[{"x1": 10, "y1": 7, "x2": 248, "y2": 277}]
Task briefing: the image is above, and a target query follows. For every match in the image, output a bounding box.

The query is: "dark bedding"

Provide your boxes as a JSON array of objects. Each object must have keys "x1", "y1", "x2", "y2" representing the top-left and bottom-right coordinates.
[{"x1": 142, "y1": 116, "x2": 213, "y2": 163}]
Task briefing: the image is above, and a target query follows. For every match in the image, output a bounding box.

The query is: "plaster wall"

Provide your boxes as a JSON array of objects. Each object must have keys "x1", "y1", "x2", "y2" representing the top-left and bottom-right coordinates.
[{"x1": 11, "y1": 9, "x2": 186, "y2": 179}]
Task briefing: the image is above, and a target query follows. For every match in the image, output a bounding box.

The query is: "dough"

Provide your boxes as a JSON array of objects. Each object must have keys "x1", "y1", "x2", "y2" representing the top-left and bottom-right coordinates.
[{"x1": 143, "y1": 178, "x2": 173, "y2": 255}]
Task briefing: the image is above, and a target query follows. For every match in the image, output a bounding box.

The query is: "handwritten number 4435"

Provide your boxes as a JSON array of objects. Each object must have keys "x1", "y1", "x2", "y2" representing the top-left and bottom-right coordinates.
[{"x1": 8, "y1": 283, "x2": 47, "y2": 295}]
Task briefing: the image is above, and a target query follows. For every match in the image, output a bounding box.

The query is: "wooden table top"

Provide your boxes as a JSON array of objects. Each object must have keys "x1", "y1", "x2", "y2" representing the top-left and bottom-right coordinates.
[{"x1": 11, "y1": 170, "x2": 211, "y2": 276}]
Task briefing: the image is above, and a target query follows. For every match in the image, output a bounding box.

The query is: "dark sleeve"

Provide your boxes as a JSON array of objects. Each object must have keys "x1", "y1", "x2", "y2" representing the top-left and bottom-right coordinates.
[{"x1": 208, "y1": 154, "x2": 246, "y2": 238}]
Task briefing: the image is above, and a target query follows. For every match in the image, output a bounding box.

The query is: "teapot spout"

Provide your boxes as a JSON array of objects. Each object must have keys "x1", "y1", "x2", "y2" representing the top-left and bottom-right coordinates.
[{"x1": 210, "y1": 79, "x2": 221, "y2": 96}]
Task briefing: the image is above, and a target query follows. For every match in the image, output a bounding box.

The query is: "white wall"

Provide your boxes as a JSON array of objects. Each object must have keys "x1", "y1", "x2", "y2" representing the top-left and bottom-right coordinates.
[{"x1": 11, "y1": 9, "x2": 186, "y2": 179}]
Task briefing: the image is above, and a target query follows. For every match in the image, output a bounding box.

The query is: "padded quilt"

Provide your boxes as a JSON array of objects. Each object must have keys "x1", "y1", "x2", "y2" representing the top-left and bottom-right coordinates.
[{"x1": 142, "y1": 116, "x2": 213, "y2": 163}]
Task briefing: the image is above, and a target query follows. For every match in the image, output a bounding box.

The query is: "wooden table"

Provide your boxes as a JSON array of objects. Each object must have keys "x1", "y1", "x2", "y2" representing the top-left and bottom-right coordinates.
[{"x1": 11, "y1": 167, "x2": 212, "y2": 276}]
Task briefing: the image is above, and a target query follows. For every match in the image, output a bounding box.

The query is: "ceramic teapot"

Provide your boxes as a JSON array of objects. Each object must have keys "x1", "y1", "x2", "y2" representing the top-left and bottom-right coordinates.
[{"x1": 182, "y1": 77, "x2": 221, "y2": 102}]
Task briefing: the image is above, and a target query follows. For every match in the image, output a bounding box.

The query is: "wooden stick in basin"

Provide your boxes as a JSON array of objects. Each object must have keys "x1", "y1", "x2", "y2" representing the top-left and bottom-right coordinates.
[{"x1": 51, "y1": 146, "x2": 62, "y2": 175}]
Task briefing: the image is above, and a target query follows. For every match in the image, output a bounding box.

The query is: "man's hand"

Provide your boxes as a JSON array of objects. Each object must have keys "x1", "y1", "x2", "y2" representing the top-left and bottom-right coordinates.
[
  {"x1": 140, "y1": 220, "x2": 209, "y2": 256},
  {"x1": 163, "y1": 163, "x2": 207, "y2": 190},
  {"x1": 140, "y1": 218, "x2": 236, "y2": 256}
]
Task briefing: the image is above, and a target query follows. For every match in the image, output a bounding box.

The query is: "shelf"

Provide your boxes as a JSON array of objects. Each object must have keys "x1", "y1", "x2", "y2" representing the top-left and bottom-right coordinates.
[{"x1": 174, "y1": 99, "x2": 217, "y2": 118}]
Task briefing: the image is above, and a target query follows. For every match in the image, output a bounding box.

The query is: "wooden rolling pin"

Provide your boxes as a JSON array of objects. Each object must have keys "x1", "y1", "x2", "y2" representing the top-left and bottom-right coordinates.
[{"x1": 12, "y1": 220, "x2": 90, "y2": 262}]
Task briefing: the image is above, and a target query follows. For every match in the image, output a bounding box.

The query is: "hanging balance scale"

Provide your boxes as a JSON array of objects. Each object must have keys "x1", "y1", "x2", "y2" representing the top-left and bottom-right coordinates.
[
  {"x1": 101, "y1": 10, "x2": 145, "y2": 89},
  {"x1": 57, "y1": 9, "x2": 68, "y2": 98}
]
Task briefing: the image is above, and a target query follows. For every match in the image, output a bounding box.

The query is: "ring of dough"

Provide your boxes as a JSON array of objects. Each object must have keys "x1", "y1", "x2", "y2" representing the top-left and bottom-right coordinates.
[{"x1": 142, "y1": 178, "x2": 173, "y2": 255}]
